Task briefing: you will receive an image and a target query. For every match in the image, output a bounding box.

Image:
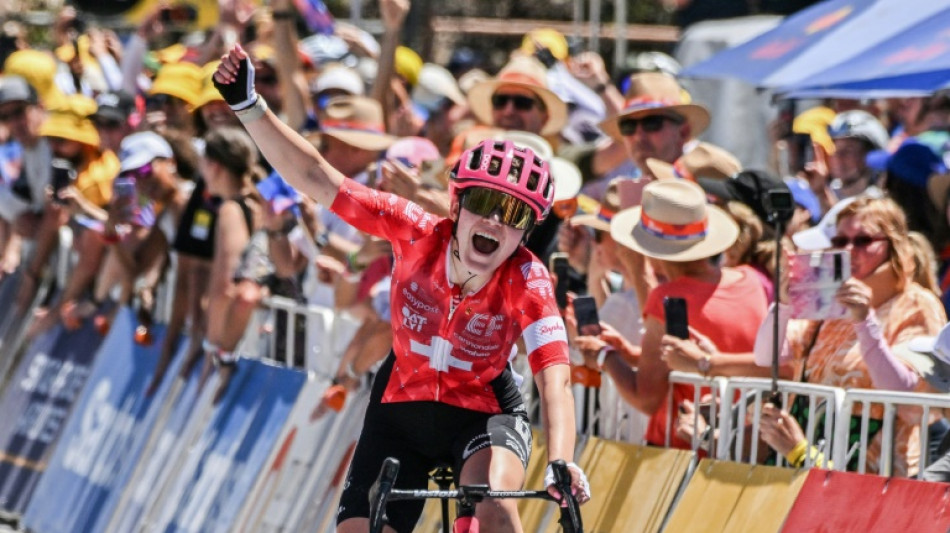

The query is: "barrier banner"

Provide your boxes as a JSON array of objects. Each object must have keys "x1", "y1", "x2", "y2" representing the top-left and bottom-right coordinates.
[
  {"x1": 103, "y1": 348, "x2": 210, "y2": 533},
  {"x1": 21, "y1": 308, "x2": 182, "y2": 533},
  {"x1": 0, "y1": 319, "x2": 106, "y2": 514},
  {"x1": 149, "y1": 358, "x2": 306, "y2": 532}
]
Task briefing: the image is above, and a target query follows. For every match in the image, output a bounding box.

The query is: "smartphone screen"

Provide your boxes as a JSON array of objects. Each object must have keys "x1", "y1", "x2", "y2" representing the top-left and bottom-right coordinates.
[
  {"x1": 50, "y1": 159, "x2": 76, "y2": 203},
  {"x1": 573, "y1": 295, "x2": 601, "y2": 336},
  {"x1": 663, "y1": 297, "x2": 689, "y2": 340},
  {"x1": 549, "y1": 253, "x2": 570, "y2": 309}
]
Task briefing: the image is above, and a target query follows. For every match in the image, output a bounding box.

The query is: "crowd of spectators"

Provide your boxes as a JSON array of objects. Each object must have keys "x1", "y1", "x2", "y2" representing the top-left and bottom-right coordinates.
[{"x1": 2, "y1": 0, "x2": 950, "y2": 482}]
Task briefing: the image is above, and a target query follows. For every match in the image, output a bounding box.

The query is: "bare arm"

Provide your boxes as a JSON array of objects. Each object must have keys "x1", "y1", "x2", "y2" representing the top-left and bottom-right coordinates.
[
  {"x1": 535, "y1": 363, "x2": 576, "y2": 464},
  {"x1": 214, "y1": 44, "x2": 345, "y2": 207}
]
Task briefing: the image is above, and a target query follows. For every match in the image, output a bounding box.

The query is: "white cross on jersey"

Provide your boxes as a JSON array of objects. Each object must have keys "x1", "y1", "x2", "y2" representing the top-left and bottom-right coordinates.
[{"x1": 410, "y1": 336, "x2": 473, "y2": 372}]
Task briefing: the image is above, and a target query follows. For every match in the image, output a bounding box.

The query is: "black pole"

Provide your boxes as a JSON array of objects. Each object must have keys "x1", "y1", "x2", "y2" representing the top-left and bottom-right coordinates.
[{"x1": 769, "y1": 219, "x2": 784, "y2": 408}]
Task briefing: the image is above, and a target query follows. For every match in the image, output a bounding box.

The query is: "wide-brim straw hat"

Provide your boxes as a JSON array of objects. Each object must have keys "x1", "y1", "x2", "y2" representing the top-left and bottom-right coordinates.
[
  {"x1": 599, "y1": 72, "x2": 710, "y2": 142},
  {"x1": 149, "y1": 61, "x2": 203, "y2": 108},
  {"x1": 467, "y1": 56, "x2": 568, "y2": 137},
  {"x1": 319, "y1": 95, "x2": 396, "y2": 152},
  {"x1": 610, "y1": 179, "x2": 738, "y2": 262}
]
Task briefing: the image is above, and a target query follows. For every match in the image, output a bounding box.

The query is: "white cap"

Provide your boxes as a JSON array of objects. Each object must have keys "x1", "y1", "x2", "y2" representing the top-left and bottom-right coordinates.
[
  {"x1": 549, "y1": 157, "x2": 582, "y2": 201},
  {"x1": 412, "y1": 63, "x2": 466, "y2": 111},
  {"x1": 492, "y1": 130, "x2": 553, "y2": 160},
  {"x1": 312, "y1": 65, "x2": 364, "y2": 96},
  {"x1": 119, "y1": 131, "x2": 173, "y2": 172},
  {"x1": 893, "y1": 323, "x2": 950, "y2": 392}
]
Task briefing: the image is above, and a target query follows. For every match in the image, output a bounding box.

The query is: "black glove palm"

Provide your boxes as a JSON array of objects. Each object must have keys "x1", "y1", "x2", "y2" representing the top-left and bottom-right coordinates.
[{"x1": 213, "y1": 54, "x2": 259, "y2": 111}]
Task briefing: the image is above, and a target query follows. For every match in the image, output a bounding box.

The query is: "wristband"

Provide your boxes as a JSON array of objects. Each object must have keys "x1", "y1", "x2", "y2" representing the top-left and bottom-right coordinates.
[
  {"x1": 593, "y1": 82, "x2": 608, "y2": 94},
  {"x1": 234, "y1": 96, "x2": 268, "y2": 123},
  {"x1": 785, "y1": 440, "x2": 809, "y2": 468}
]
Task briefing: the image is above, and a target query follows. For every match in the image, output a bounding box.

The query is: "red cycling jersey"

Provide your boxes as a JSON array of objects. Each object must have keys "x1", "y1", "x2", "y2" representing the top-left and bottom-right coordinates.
[{"x1": 331, "y1": 178, "x2": 570, "y2": 413}]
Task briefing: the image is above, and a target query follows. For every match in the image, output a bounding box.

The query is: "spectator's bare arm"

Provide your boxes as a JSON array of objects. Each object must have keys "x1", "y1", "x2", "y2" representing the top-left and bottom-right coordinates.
[{"x1": 371, "y1": 0, "x2": 410, "y2": 128}]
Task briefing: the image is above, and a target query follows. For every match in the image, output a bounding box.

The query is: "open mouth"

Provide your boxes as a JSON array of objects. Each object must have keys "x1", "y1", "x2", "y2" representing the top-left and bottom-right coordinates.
[{"x1": 472, "y1": 232, "x2": 500, "y2": 255}]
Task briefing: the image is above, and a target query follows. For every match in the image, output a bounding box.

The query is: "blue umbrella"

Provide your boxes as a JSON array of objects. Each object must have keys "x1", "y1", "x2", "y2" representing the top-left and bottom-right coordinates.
[
  {"x1": 780, "y1": 8, "x2": 950, "y2": 98},
  {"x1": 680, "y1": 0, "x2": 949, "y2": 89}
]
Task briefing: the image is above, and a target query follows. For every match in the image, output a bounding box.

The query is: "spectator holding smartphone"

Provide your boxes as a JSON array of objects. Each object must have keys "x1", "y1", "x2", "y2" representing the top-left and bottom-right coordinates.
[
  {"x1": 592, "y1": 178, "x2": 775, "y2": 449},
  {"x1": 757, "y1": 196, "x2": 946, "y2": 476}
]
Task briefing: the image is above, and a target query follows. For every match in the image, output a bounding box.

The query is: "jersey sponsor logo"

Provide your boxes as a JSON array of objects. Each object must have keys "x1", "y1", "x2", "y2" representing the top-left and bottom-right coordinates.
[
  {"x1": 401, "y1": 287, "x2": 439, "y2": 313},
  {"x1": 464, "y1": 313, "x2": 505, "y2": 337},
  {"x1": 401, "y1": 305, "x2": 428, "y2": 332},
  {"x1": 520, "y1": 261, "x2": 553, "y2": 298},
  {"x1": 524, "y1": 316, "x2": 568, "y2": 354}
]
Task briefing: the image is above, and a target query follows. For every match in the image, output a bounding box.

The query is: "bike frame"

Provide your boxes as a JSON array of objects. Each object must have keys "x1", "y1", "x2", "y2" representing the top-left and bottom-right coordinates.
[{"x1": 368, "y1": 457, "x2": 583, "y2": 533}]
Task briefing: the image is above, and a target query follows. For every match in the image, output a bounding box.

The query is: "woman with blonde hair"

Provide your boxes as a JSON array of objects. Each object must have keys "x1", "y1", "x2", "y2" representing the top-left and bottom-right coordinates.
[{"x1": 759, "y1": 196, "x2": 947, "y2": 476}]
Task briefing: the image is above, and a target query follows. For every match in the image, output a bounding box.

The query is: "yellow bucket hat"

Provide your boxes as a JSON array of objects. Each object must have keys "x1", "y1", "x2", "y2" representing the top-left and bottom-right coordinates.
[
  {"x1": 192, "y1": 60, "x2": 225, "y2": 110},
  {"x1": 3, "y1": 49, "x2": 63, "y2": 107},
  {"x1": 149, "y1": 61, "x2": 203, "y2": 108},
  {"x1": 793, "y1": 106, "x2": 837, "y2": 155},
  {"x1": 39, "y1": 94, "x2": 100, "y2": 148}
]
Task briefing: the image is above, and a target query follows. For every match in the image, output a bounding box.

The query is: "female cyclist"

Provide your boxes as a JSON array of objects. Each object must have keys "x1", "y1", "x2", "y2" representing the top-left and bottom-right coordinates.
[{"x1": 213, "y1": 44, "x2": 589, "y2": 533}]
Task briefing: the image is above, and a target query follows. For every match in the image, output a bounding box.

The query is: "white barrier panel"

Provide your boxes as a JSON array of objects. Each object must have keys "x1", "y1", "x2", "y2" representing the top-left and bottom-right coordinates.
[
  {"x1": 717, "y1": 377, "x2": 842, "y2": 468},
  {"x1": 665, "y1": 371, "x2": 728, "y2": 454},
  {"x1": 832, "y1": 388, "x2": 950, "y2": 477}
]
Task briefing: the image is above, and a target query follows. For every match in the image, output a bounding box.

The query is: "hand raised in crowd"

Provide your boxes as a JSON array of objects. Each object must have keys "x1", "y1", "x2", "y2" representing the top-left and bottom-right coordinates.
[
  {"x1": 315, "y1": 254, "x2": 347, "y2": 284},
  {"x1": 380, "y1": 0, "x2": 411, "y2": 31},
  {"x1": 219, "y1": 0, "x2": 255, "y2": 30},
  {"x1": 380, "y1": 159, "x2": 422, "y2": 201},
  {"x1": 801, "y1": 141, "x2": 831, "y2": 194},
  {"x1": 568, "y1": 51, "x2": 610, "y2": 90},
  {"x1": 836, "y1": 277, "x2": 873, "y2": 322},
  {"x1": 759, "y1": 402, "x2": 806, "y2": 457}
]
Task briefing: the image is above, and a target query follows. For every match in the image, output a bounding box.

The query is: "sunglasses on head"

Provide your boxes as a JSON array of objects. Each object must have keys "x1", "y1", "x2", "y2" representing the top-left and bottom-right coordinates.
[
  {"x1": 618, "y1": 115, "x2": 680, "y2": 136},
  {"x1": 491, "y1": 93, "x2": 540, "y2": 112},
  {"x1": 829, "y1": 234, "x2": 887, "y2": 249},
  {"x1": 460, "y1": 188, "x2": 535, "y2": 230},
  {"x1": 0, "y1": 104, "x2": 28, "y2": 122}
]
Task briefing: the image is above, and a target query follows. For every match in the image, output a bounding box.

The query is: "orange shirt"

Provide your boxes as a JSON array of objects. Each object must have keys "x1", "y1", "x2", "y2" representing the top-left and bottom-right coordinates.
[{"x1": 787, "y1": 282, "x2": 945, "y2": 476}]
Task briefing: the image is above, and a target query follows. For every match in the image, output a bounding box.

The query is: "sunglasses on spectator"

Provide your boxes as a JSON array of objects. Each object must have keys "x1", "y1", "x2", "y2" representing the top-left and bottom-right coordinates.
[
  {"x1": 491, "y1": 93, "x2": 540, "y2": 112},
  {"x1": 0, "y1": 105, "x2": 27, "y2": 122},
  {"x1": 618, "y1": 115, "x2": 681, "y2": 136},
  {"x1": 460, "y1": 188, "x2": 534, "y2": 230},
  {"x1": 829, "y1": 234, "x2": 887, "y2": 249},
  {"x1": 120, "y1": 162, "x2": 153, "y2": 182}
]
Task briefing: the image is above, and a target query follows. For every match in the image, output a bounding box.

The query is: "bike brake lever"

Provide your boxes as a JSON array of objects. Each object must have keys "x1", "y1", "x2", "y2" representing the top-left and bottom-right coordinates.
[
  {"x1": 551, "y1": 459, "x2": 584, "y2": 533},
  {"x1": 368, "y1": 457, "x2": 400, "y2": 533}
]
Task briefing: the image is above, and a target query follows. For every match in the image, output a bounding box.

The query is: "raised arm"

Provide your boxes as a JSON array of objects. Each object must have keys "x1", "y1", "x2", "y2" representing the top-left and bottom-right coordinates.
[{"x1": 213, "y1": 44, "x2": 344, "y2": 207}]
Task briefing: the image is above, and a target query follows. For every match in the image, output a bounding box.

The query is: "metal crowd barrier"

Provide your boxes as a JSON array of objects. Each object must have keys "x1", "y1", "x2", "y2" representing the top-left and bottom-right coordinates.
[{"x1": 832, "y1": 388, "x2": 950, "y2": 476}]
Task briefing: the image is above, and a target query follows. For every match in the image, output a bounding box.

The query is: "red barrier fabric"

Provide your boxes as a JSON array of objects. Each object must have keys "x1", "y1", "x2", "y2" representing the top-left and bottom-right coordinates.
[{"x1": 782, "y1": 469, "x2": 950, "y2": 532}]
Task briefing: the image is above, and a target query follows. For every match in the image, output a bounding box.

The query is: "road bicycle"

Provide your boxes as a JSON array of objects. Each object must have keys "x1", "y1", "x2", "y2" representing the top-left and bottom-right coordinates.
[{"x1": 368, "y1": 456, "x2": 583, "y2": 533}]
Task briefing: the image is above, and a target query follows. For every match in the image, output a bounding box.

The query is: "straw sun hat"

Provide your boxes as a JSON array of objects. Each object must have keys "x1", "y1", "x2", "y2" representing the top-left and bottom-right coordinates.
[
  {"x1": 599, "y1": 71, "x2": 710, "y2": 142},
  {"x1": 466, "y1": 55, "x2": 568, "y2": 137},
  {"x1": 610, "y1": 179, "x2": 738, "y2": 262}
]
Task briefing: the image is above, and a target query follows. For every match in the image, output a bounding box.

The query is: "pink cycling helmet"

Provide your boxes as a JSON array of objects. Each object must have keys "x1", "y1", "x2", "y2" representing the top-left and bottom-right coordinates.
[{"x1": 449, "y1": 139, "x2": 555, "y2": 222}]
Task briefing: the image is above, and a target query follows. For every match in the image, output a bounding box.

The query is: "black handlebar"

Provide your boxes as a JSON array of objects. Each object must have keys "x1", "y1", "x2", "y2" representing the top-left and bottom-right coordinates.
[
  {"x1": 550, "y1": 459, "x2": 584, "y2": 533},
  {"x1": 367, "y1": 457, "x2": 584, "y2": 533},
  {"x1": 368, "y1": 457, "x2": 400, "y2": 533}
]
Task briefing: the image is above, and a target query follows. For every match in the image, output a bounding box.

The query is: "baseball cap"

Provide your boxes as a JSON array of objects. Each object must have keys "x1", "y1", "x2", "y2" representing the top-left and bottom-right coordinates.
[
  {"x1": 892, "y1": 323, "x2": 950, "y2": 392},
  {"x1": 92, "y1": 90, "x2": 136, "y2": 123},
  {"x1": 118, "y1": 131, "x2": 173, "y2": 172},
  {"x1": 827, "y1": 110, "x2": 889, "y2": 151},
  {"x1": 412, "y1": 63, "x2": 465, "y2": 112},
  {"x1": 0, "y1": 75, "x2": 38, "y2": 105},
  {"x1": 312, "y1": 65, "x2": 364, "y2": 96}
]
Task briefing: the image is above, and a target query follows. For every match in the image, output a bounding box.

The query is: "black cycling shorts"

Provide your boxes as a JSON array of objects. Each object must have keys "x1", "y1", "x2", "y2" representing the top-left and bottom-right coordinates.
[{"x1": 336, "y1": 353, "x2": 533, "y2": 533}]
